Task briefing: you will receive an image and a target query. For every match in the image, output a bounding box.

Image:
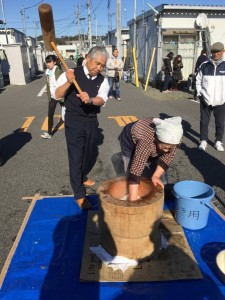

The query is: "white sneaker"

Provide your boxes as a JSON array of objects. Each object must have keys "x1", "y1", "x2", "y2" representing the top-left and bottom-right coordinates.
[
  {"x1": 41, "y1": 132, "x2": 52, "y2": 139},
  {"x1": 199, "y1": 140, "x2": 207, "y2": 151},
  {"x1": 117, "y1": 97, "x2": 121, "y2": 101},
  {"x1": 214, "y1": 141, "x2": 224, "y2": 152}
]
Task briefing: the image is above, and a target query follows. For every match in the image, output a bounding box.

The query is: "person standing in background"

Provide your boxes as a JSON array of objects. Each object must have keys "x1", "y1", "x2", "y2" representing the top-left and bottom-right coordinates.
[
  {"x1": 195, "y1": 49, "x2": 209, "y2": 73},
  {"x1": 122, "y1": 56, "x2": 133, "y2": 83},
  {"x1": 41, "y1": 55, "x2": 63, "y2": 139},
  {"x1": 171, "y1": 55, "x2": 183, "y2": 91},
  {"x1": 193, "y1": 49, "x2": 209, "y2": 100},
  {"x1": 106, "y1": 48, "x2": 124, "y2": 101},
  {"x1": 196, "y1": 42, "x2": 225, "y2": 152},
  {"x1": 82, "y1": 54, "x2": 88, "y2": 66},
  {"x1": 76, "y1": 54, "x2": 84, "y2": 67},
  {"x1": 161, "y1": 51, "x2": 174, "y2": 93}
]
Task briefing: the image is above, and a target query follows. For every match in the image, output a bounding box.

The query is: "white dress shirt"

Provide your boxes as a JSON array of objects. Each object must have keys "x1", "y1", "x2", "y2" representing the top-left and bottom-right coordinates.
[{"x1": 54, "y1": 65, "x2": 109, "y2": 103}]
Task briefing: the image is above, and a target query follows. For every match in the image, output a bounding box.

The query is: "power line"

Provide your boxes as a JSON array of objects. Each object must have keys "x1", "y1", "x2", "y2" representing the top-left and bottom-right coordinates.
[
  {"x1": 55, "y1": 13, "x2": 75, "y2": 23},
  {"x1": 91, "y1": 0, "x2": 103, "y2": 14},
  {"x1": 8, "y1": 1, "x2": 109, "y2": 38},
  {"x1": 24, "y1": 0, "x2": 44, "y2": 10},
  {"x1": 57, "y1": 21, "x2": 75, "y2": 35}
]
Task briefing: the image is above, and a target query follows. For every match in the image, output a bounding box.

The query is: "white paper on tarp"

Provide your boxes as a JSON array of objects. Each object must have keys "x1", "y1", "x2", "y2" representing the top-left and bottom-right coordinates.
[
  {"x1": 89, "y1": 245, "x2": 138, "y2": 272},
  {"x1": 90, "y1": 233, "x2": 168, "y2": 273}
]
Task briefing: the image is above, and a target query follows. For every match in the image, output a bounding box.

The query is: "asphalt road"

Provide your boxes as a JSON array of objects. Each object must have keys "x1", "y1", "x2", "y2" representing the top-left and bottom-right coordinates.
[{"x1": 0, "y1": 61, "x2": 224, "y2": 273}]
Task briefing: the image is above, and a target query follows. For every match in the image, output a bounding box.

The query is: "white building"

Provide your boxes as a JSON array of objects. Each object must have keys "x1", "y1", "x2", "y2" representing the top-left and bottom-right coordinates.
[
  {"x1": 106, "y1": 28, "x2": 130, "y2": 58},
  {"x1": 42, "y1": 44, "x2": 78, "y2": 60},
  {"x1": 56, "y1": 44, "x2": 77, "y2": 59},
  {"x1": 0, "y1": 28, "x2": 26, "y2": 45},
  {"x1": 127, "y1": 4, "x2": 225, "y2": 82},
  {"x1": 0, "y1": 28, "x2": 38, "y2": 84}
]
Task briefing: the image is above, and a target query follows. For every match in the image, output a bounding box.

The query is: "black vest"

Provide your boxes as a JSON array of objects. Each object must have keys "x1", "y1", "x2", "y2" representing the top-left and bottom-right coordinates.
[{"x1": 65, "y1": 67, "x2": 104, "y2": 121}]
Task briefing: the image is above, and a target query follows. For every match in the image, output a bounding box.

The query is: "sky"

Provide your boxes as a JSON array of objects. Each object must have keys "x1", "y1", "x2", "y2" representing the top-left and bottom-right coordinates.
[{"x1": 1, "y1": 0, "x2": 224, "y2": 39}]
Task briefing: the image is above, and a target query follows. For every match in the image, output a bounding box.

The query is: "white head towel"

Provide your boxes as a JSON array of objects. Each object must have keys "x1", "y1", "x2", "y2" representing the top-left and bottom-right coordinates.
[{"x1": 153, "y1": 116, "x2": 183, "y2": 144}]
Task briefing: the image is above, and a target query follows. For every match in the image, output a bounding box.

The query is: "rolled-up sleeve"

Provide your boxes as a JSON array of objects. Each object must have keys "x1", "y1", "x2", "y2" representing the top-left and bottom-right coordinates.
[
  {"x1": 97, "y1": 77, "x2": 110, "y2": 104},
  {"x1": 52, "y1": 72, "x2": 67, "y2": 100}
]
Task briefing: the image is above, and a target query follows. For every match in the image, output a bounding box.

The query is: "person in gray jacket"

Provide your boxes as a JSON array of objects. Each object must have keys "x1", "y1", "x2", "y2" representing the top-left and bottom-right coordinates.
[
  {"x1": 106, "y1": 48, "x2": 124, "y2": 101},
  {"x1": 196, "y1": 42, "x2": 225, "y2": 152}
]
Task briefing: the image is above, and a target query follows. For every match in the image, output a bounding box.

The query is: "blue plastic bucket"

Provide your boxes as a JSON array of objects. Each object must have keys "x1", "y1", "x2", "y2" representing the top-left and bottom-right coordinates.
[{"x1": 174, "y1": 180, "x2": 215, "y2": 230}]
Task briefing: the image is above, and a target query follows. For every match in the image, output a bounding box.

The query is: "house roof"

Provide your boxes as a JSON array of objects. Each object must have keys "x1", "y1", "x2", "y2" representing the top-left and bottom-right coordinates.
[
  {"x1": 161, "y1": 4, "x2": 225, "y2": 11},
  {"x1": 127, "y1": 4, "x2": 225, "y2": 25},
  {"x1": 0, "y1": 28, "x2": 26, "y2": 36}
]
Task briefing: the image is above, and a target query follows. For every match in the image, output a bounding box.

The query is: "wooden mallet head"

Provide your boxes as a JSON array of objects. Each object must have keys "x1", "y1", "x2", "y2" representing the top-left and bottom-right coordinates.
[
  {"x1": 38, "y1": 3, "x2": 56, "y2": 51},
  {"x1": 38, "y1": 3, "x2": 82, "y2": 93}
]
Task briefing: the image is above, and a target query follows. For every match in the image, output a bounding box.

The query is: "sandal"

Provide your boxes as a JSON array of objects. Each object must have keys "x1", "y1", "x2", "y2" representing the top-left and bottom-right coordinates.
[{"x1": 83, "y1": 179, "x2": 96, "y2": 187}]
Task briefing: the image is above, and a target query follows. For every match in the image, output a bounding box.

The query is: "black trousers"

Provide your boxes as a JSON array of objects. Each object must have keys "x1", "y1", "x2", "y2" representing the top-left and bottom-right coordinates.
[
  {"x1": 162, "y1": 73, "x2": 172, "y2": 92},
  {"x1": 65, "y1": 117, "x2": 98, "y2": 199},
  {"x1": 48, "y1": 98, "x2": 63, "y2": 134},
  {"x1": 200, "y1": 99, "x2": 225, "y2": 142},
  {"x1": 171, "y1": 79, "x2": 179, "y2": 90}
]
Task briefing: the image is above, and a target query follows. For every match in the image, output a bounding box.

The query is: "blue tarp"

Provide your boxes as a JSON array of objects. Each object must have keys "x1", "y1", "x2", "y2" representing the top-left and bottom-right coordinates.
[{"x1": 0, "y1": 195, "x2": 225, "y2": 300}]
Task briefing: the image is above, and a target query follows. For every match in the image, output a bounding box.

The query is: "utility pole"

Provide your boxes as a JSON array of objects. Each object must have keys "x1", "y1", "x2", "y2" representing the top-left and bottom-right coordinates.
[
  {"x1": 0, "y1": 0, "x2": 8, "y2": 43},
  {"x1": 87, "y1": 0, "x2": 92, "y2": 49},
  {"x1": 133, "y1": 0, "x2": 137, "y2": 49},
  {"x1": 95, "y1": 16, "x2": 98, "y2": 42},
  {"x1": 116, "y1": 0, "x2": 122, "y2": 56},
  {"x1": 20, "y1": 4, "x2": 28, "y2": 42},
  {"x1": 33, "y1": 19, "x2": 38, "y2": 46},
  {"x1": 75, "y1": 5, "x2": 81, "y2": 52},
  {"x1": 110, "y1": 13, "x2": 115, "y2": 31},
  {"x1": 107, "y1": 0, "x2": 110, "y2": 45}
]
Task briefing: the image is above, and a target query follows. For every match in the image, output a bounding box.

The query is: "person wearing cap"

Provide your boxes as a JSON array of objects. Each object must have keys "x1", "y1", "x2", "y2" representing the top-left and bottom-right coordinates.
[
  {"x1": 196, "y1": 42, "x2": 225, "y2": 152},
  {"x1": 118, "y1": 116, "x2": 183, "y2": 201}
]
